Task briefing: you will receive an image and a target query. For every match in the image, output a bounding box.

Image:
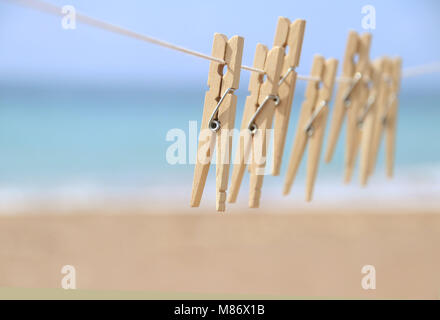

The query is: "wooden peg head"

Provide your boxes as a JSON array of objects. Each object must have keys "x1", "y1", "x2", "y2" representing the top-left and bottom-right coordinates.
[
  {"x1": 273, "y1": 17, "x2": 291, "y2": 47},
  {"x1": 305, "y1": 55, "x2": 326, "y2": 99},
  {"x1": 357, "y1": 33, "x2": 372, "y2": 73},
  {"x1": 222, "y1": 35, "x2": 245, "y2": 90}
]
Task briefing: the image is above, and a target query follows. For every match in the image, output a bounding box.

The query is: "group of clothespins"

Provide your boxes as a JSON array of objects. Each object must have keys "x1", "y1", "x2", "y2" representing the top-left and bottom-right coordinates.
[{"x1": 190, "y1": 17, "x2": 402, "y2": 212}]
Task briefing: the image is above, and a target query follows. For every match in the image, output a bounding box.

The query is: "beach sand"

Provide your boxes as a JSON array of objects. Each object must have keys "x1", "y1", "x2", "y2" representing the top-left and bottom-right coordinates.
[{"x1": 1, "y1": 208, "x2": 440, "y2": 299}]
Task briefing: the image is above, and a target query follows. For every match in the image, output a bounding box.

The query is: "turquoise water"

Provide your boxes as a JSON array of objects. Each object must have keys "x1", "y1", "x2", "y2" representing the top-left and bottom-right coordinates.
[{"x1": 0, "y1": 81, "x2": 439, "y2": 208}]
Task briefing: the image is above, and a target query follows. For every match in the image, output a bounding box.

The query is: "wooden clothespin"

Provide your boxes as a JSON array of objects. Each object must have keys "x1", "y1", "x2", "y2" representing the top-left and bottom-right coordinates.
[
  {"x1": 228, "y1": 17, "x2": 304, "y2": 205},
  {"x1": 228, "y1": 44, "x2": 284, "y2": 207},
  {"x1": 369, "y1": 57, "x2": 393, "y2": 176},
  {"x1": 385, "y1": 58, "x2": 402, "y2": 178},
  {"x1": 325, "y1": 31, "x2": 360, "y2": 163},
  {"x1": 283, "y1": 55, "x2": 338, "y2": 201},
  {"x1": 343, "y1": 33, "x2": 372, "y2": 183},
  {"x1": 358, "y1": 58, "x2": 384, "y2": 185},
  {"x1": 369, "y1": 57, "x2": 402, "y2": 178},
  {"x1": 272, "y1": 17, "x2": 306, "y2": 176},
  {"x1": 190, "y1": 33, "x2": 244, "y2": 212}
]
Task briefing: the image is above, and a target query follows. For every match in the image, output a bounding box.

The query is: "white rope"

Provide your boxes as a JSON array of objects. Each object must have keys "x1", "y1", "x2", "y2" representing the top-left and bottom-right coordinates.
[
  {"x1": 335, "y1": 62, "x2": 440, "y2": 84},
  {"x1": 3, "y1": 0, "x2": 440, "y2": 83},
  {"x1": 4, "y1": 0, "x2": 265, "y2": 73},
  {"x1": 2, "y1": 0, "x2": 352, "y2": 80},
  {"x1": 297, "y1": 75, "x2": 321, "y2": 82},
  {"x1": 241, "y1": 65, "x2": 265, "y2": 74},
  {"x1": 337, "y1": 76, "x2": 356, "y2": 83},
  {"x1": 402, "y1": 62, "x2": 440, "y2": 78}
]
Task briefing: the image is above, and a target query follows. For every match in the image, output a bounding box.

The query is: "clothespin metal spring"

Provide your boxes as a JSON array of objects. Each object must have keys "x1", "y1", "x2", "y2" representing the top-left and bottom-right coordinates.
[
  {"x1": 357, "y1": 91, "x2": 377, "y2": 128},
  {"x1": 247, "y1": 95, "x2": 281, "y2": 135},
  {"x1": 304, "y1": 100, "x2": 328, "y2": 137},
  {"x1": 343, "y1": 72, "x2": 363, "y2": 107},
  {"x1": 382, "y1": 93, "x2": 397, "y2": 126},
  {"x1": 381, "y1": 74, "x2": 396, "y2": 126},
  {"x1": 278, "y1": 67, "x2": 296, "y2": 86},
  {"x1": 208, "y1": 87, "x2": 236, "y2": 132}
]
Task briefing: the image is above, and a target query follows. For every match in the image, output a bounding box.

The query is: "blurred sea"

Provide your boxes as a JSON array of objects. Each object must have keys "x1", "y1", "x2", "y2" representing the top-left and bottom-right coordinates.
[{"x1": 0, "y1": 80, "x2": 439, "y2": 212}]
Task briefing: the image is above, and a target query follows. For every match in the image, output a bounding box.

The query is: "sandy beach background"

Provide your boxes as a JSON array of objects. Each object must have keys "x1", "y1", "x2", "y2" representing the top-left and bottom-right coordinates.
[{"x1": 1, "y1": 207, "x2": 440, "y2": 299}]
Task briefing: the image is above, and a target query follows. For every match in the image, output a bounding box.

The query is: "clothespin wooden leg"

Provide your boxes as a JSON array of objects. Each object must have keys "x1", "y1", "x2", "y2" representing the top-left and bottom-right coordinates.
[
  {"x1": 248, "y1": 47, "x2": 284, "y2": 208},
  {"x1": 190, "y1": 34, "x2": 244, "y2": 211},
  {"x1": 385, "y1": 57, "x2": 402, "y2": 178},
  {"x1": 228, "y1": 44, "x2": 268, "y2": 204},
  {"x1": 272, "y1": 18, "x2": 306, "y2": 176},
  {"x1": 283, "y1": 55, "x2": 325, "y2": 195},
  {"x1": 306, "y1": 58, "x2": 338, "y2": 201},
  {"x1": 325, "y1": 31, "x2": 359, "y2": 163},
  {"x1": 216, "y1": 91, "x2": 237, "y2": 211}
]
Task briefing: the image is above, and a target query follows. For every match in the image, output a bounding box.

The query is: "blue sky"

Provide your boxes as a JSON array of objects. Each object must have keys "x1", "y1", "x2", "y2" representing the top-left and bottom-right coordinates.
[{"x1": 0, "y1": 0, "x2": 439, "y2": 88}]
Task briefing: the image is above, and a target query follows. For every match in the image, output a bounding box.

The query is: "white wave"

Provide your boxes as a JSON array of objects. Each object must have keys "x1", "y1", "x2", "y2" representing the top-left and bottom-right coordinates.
[{"x1": 0, "y1": 164, "x2": 439, "y2": 215}]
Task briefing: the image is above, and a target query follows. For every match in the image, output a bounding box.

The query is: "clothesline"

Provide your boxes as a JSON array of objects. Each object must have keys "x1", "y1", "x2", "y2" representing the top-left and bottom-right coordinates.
[{"x1": 3, "y1": 0, "x2": 440, "y2": 82}]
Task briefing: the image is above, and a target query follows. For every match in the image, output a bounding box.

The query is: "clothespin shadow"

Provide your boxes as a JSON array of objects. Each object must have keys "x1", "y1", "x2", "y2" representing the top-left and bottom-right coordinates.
[
  {"x1": 283, "y1": 55, "x2": 338, "y2": 201},
  {"x1": 190, "y1": 34, "x2": 244, "y2": 212}
]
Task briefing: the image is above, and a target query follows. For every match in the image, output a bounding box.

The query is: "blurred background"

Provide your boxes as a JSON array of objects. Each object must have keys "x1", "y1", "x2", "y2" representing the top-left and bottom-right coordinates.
[
  {"x1": 2, "y1": 0, "x2": 440, "y2": 299},
  {"x1": 0, "y1": 0, "x2": 439, "y2": 213}
]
